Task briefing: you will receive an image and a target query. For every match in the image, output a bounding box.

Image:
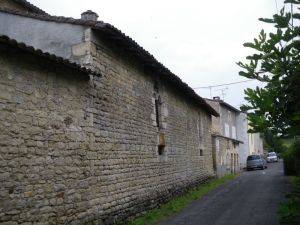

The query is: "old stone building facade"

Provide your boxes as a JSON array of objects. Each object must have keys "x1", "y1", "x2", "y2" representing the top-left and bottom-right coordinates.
[
  {"x1": 206, "y1": 97, "x2": 244, "y2": 177},
  {"x1": 0, "y1": 1, "x2": 218, "y2": 224}
]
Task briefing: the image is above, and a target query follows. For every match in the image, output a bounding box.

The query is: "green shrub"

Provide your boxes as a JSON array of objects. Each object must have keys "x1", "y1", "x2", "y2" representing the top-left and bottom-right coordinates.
[
  {"x1": 279, "y1": 176, "x2": 300, "y2": 225},
  {"x1": 283, "y1": 140, "x2": 300, "y2": 176}
]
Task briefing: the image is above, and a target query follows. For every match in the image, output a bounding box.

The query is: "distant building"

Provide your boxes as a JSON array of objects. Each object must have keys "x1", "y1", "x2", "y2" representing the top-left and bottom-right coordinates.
[
  {"x1": 206, "y1": 97, "x2": 245, "y2": 177},
  {"x1": 237, "y1": 112, "x2": 250, "y2": 168},
  {"x1": 206, "y1": 97, "x2": 265, "y2": 173},
  {"x1": 248, "y1": 131, "x2": 264, "y2": 156}
]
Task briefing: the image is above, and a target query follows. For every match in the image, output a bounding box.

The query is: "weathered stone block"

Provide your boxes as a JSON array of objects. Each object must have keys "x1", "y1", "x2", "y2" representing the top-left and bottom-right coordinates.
[{"x1": 0, "y1": 32, "x2": 214, "y2": 225}]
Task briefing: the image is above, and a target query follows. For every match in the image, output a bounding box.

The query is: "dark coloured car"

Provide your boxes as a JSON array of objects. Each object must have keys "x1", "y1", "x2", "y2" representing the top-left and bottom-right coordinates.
[{"x1": 247, "y1": 155, "x2": 267, "y2": 170}]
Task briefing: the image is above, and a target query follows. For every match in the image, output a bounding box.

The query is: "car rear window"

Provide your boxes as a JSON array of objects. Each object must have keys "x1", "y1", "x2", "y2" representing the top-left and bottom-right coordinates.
[
  {"x1": 247, "y1": 155, "x2": 260, "y2": 160},
  {"x1": 268, "y1": 152, "x2": 276, "y2": 157}
]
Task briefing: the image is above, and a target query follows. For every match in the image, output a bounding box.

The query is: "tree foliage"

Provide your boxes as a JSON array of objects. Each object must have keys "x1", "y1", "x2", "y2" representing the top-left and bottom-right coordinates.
[
  {"x1": 237, "y1": 0, "x2": 300, "y2": 137},
  {"x1": 263, "y1": 129, "x2": 286, "y2": 153}
]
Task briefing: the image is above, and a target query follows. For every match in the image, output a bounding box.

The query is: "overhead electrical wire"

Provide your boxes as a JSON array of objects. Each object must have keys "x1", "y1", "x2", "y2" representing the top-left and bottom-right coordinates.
[
  {"x1": 194, "y1": 0, "x2": 281, "y2": 92},
  {"x1": 193, "y1": 79, "x2": 254, "y2": 89}
]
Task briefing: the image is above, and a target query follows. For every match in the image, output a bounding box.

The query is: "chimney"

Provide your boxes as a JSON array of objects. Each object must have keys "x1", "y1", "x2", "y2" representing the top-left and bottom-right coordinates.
[
  {"x1": 81, "y1": 10, "x2": 99, "y2": 21},
  {"x1": 213, "y1": 96, "x2": 220, "y2": 101}
]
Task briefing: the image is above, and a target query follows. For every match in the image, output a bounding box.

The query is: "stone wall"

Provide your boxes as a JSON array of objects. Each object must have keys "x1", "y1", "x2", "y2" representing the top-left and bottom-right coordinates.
[
  {"x1": 0, "y1": 37, "x2": 214, "y2": 224},
  {"x1": 213, "y1": 136, "x2": 239, "y2": 177},
  {"x1": 82, "y1": 35, "x2": 215, "y2": 223},
  {"x1": 205, "y1": 100, "x2": 220, "y2": 135},
  {"x1": 0, "y1": 46, "x2": 93, "y2": 224}
]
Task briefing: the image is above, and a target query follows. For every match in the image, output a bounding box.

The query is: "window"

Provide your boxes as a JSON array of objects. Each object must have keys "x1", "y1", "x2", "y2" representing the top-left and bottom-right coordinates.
[
  {"x1": 215, "y1": 139, "x2": 220, "y2": 152},
  {"x1": 155, "y1": 98, "x2": 160, "y2": 127},
  {"x1": 247, "y1": 155, "x2": 260, "y2": 160},
  {"x1": 197, "y1": 114, "x2": 204, "y2": 143},
  {"x1": 226, "y1": 140, "x2": 230, "y2": 149},
  {"x1": 153, "y1": 80, "x2": 162, "y2": 129},
  {"x1": 228, "y1": 111, "x2": 231, "y2": 121},
  {"x1": 199, "y1": 149, "x2": 204, "y2": 156},
  {"x1": 158, "y1": 145, "x2": 165, "y2": 156},
  {"x1": 232, "y1": 126, "x2": 236, "y2": 139},
  {"x1": 225, "y1": 123, "x2": 230, "y2": 137}
]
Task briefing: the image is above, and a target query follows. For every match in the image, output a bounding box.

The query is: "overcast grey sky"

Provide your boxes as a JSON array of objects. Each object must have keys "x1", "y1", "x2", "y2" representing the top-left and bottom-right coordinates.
[{"x1": 30, "y1": 0, "x2": 282, "y2": 108}]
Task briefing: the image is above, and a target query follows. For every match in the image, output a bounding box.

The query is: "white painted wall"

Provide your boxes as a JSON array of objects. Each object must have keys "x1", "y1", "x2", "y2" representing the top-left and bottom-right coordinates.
[
  {"x1": 249, "y1": 132, "x2": 264, "y2": 156},
  {"x1": 237, "y1": 112, "x2": 250, "y2": 168}
]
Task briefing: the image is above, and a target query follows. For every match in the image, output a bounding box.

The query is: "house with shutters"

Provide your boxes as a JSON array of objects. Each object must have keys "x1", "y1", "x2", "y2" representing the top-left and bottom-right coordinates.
[
  {"x1": 205, "y1": 97, "x2": 246, "y2": 177},
  {"x1": 206, "y1": 97, "x2": 265, "y2": 175},
  {"x1": 0, "y1": 0, "x2": 219, "y2": 224}
]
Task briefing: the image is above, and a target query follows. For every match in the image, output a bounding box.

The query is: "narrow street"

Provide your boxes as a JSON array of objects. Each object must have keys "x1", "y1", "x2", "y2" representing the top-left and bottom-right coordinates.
[{"x1": 159, "y1": 162, "x2": 290, "y2": 225}]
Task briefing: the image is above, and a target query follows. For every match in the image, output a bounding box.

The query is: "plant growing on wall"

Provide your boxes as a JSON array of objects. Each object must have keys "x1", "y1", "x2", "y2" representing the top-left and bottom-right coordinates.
[{"x1": 237, "y1": 0, "x2": 300, "y2": 137}]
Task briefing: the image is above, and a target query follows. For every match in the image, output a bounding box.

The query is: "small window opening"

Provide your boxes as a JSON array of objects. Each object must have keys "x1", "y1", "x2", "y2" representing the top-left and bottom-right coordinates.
[
  {"x1": 200, "y1": 149, "x2": 204, "y2": 156},
  {"x1": 158, "y1": 145, "x2": 165, "y2": 155},
  {"x1": 155, "y1": 98, "x2": 160, "y2": 128},
  {"x1": 154, "y1": 80, "x2": 159, "y2": 92},
  {"x1": 198, "y1": 115, "x2": 203, "y2": 143}
]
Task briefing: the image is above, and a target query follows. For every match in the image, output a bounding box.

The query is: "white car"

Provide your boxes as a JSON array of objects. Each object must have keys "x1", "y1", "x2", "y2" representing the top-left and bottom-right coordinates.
[{"x1": 267, "y1": 152, "x2": 278, "y2": 163}]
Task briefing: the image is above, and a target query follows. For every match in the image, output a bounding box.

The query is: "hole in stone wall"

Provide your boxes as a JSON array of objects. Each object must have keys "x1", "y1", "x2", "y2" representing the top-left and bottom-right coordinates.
[
  {"x1": 155, "y1": 98, "x2": 160, "y2": 128},
  {"x1": 64, "y1": 116, "x2": 73, "y2": 126},
  {"x1": 200, "y1": 149, "x2": 204, "y2": 156},
  {"x1": 158, "y1": 145, "x2": 165, "y2": 156},
  {"x1": 8, "y1": 187, "x2": 14, "y2": 194}
]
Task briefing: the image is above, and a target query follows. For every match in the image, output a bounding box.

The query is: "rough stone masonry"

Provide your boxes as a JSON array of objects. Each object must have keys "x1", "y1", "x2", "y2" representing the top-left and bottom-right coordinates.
[{"x1": 0, "y1": 5, "x2": 217, "y2": 225}]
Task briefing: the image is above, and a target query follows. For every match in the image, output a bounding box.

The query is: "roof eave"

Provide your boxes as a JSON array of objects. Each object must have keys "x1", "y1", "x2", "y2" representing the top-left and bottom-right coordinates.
[
  {"x1": 0, "y1": 8, "x2": 218, "y2": 116},
  {"x1": 12, "y1": 0, "x2": 48, "y2": 15},
  {"x1": 211, "y1": 133, "x2": 243, "y2": 144},
  {"x1": 0, "y1": 35, "x2": 101, "y2": 77}
]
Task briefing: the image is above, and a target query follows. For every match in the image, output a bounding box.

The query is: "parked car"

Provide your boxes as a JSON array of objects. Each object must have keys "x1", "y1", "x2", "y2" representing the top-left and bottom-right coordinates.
[
  {"x1": 246, "y1": 155, "x2": 267, "y2": 170},
  {"x1": 267, "y1": 152, "x2": 278, "y2": 163},
  {"x1": 277, "y1": 153, "x2": 281, "y2": 159}
]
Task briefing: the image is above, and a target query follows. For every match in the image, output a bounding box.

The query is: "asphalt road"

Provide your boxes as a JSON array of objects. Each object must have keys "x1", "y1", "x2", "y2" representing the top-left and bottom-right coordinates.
[{"x1": 159, "y1": 161, "x2": 290, "y2": 225}]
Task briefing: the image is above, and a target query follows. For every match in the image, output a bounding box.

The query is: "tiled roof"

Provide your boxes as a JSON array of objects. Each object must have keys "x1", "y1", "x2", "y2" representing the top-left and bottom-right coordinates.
[
  {"x1": 0, "y1": 8, "x2": 219, "y2": 117},
  {"x1": 11, "y1": 0, "x2": 48, "y2": 14},
  {"x1": 0, "y1": 35, "x2": 101, "y2": 77},
  {"x1": 211, "y1": 133, "x2": 243, "y2": 144}
]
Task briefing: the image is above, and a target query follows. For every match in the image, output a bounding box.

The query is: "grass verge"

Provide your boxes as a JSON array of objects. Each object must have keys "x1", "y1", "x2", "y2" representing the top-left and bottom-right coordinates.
[
  {"x1": 279, "y1": 176, "x2": 300, "y2": 225},
  {"x1": 129, "y1": 174, "x2": 237, "y2": 225}
]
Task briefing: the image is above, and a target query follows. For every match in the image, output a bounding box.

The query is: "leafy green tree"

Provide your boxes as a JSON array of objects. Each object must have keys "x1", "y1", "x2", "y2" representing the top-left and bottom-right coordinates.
[
  {"x1": 237, "y1": 0, "x2": 300, "y2": 137},
  {"x1": 263, "y1": 129, "x2": 285, "y2": 153}
]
